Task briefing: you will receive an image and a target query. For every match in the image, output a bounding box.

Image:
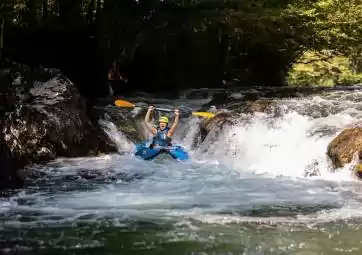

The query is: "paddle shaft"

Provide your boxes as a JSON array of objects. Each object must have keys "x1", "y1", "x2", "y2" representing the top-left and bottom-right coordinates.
[
  {"x1": 154, "y1": 107, "x2": 190, "y2": 119},
  {"x1": 114, "y1": 99, "x2": 216, "y2": 118},
  {"x1": 153, "y1": 107, "x2": 173, "y2": 112}
]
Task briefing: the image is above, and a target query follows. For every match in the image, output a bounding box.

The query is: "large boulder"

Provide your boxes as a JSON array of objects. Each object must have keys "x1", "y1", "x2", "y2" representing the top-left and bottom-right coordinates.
[
  {"x1": 0, "y1": 139, "x2": 22, "y2": 190},
  {"x1": 0, "y1": 63, "x2": 117, "y2": 190},
  {"x1": 199, "y1": 111, "x2": 234, "y2": 142},
  {"x1": 327, "y1": 128, "x2": 362, "y2": 169}
]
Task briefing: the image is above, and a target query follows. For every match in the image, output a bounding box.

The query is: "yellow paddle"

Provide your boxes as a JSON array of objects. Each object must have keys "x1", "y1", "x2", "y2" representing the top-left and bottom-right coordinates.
[{"x1": 114, "y1": 99, "x2": 216, "y2": 119}]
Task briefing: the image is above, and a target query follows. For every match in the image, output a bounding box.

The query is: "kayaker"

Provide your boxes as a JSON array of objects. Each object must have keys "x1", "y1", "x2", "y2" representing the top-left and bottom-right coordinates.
[{"x1": 144, "y1": 106, "x2": 180, "y2": 148}]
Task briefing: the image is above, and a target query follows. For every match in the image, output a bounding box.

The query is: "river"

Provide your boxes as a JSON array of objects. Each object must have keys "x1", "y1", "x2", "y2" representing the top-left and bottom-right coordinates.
[{"x1": 2, "y1": 89, "x2": 362, "y2": 254}]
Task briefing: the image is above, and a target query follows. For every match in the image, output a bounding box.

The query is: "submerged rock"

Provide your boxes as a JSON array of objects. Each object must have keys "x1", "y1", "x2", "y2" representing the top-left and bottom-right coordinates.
[
  {"x1": 197, "y1": 93, "x2": 279, "y2": 142},
  {"x1": 0, "y1": 63, "x2": 117, "y2": 190},
  {"x1": 243, "y1": 99, "x2": 278, "y2": 115},
  {"x1": 304, "y1": 159, "x2": 322, "y2": 177},
  {"x1": 327, "y1": 128, "x2": 362, "y2": 169}
]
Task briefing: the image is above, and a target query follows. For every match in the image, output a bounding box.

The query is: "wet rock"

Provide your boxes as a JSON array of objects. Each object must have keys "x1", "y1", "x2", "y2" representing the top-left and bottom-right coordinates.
[
  {"x1": 198, "y1": 97, "x2": 278, "y2": 143},
  {"x1": 202, "y1": 91, "x2": 283, "y2": 117},
  {"x1": 203, "y1": 92, "x2": 237, "y2": 109},
  {"x1": 3, "y1": 75, "x2": 118, "y2": 163},
  {"x1": 202, "y1": 86, "x2": 362, "y2": 113},
  {"x1": 0, "y1": 139, "x2": 23, "y2": 189},
  {"x1": 327, "y1": 128, "x2": 362, "y2": 169},
  {"x1": 244, "y1": 99, "x2": 277, "y2": 114},
  {"x1": 93, "y1": 105, "x2": 143, "y2": 143},
  {"x1": 0, "y1": 63, "x2": 117, "y2": 190},
  {"x1": 199, "y1": 111, "x2": 234, "y2": 142}
]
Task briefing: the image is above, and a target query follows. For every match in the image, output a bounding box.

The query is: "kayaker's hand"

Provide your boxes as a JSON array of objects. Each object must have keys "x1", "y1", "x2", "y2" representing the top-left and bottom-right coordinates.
[{"x1": 174, "y1": 109, "x2": 180, "y2": 116}]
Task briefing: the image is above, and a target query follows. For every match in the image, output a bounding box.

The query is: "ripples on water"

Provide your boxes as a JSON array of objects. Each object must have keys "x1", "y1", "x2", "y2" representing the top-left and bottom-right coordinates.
[{"x1": 2, "y1": 90, "x2": 362, "y2": 254}]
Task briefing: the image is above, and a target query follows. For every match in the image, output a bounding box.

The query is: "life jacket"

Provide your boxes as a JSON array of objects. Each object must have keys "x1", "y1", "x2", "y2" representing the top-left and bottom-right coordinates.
[{"x1": 152, "y1": 127, "x2": 172, "y2": 147}]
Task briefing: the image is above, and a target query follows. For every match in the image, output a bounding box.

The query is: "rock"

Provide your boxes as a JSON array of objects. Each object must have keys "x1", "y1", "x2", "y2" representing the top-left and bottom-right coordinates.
[
  {"x1": 93, "y1": 105, "x2": 144, "y2": 143},
  {"x1": 327, "y1": 128, "x2": 362, "y2": 169},
  {"x1": 0, "y1": 139, "x2": 23, "y2": 190},
  {"x1": 203, "y1": 92, "x2": 235, "y2": 109},
  {"x1": 201, "y1": 90, "x2": 282, "y2": 116},
  {"x1": 244, "y1": 99, "x2": 277, "y2": 114},
  {"x1": 201, "y1": 86, "x2": 358, "y2": 113},
  {"x1": 197, "y1": 97, "x2": 277, "y2": 144},
  {"x1": 199, "y1": 111, "x2": 234, "y2": 142},
  {"x1": 0, "y1": 64, "x2": 117, "y2": 190}
]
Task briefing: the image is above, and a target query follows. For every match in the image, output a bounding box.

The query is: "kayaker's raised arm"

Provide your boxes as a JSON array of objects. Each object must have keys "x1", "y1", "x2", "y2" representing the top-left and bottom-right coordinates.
[
  {"x1": 145, "y1": 106, "x2": 157, "y2": 135},
  {"x1": 167, "y1": 109, "x2": 180, "y2": 137}
]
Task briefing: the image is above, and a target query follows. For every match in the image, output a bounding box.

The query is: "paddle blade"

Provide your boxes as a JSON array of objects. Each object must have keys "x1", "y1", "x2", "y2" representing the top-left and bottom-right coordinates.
[
  {"x1": 114, "y1": 99, "x2": 136, "y2": 108},
  {"x1": 192, "y1": 112, "x2": 216, "y2": 118}
]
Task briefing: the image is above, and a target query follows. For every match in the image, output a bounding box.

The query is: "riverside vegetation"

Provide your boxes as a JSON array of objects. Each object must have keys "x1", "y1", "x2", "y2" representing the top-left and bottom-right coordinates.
[{"x1": 0, "y1": 0, "x2": 361, "y2": 96}]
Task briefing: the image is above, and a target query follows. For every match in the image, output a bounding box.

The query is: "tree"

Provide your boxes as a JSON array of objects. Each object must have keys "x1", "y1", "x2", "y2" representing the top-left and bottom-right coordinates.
[{"x1": 0, "y1": 2, "x2": 14, "y2": 62}]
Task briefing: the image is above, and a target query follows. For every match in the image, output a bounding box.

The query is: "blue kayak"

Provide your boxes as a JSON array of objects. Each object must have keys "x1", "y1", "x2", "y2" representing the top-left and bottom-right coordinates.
[{"x1": 135, "y1": 142, "x2": 189, "y2": 161}]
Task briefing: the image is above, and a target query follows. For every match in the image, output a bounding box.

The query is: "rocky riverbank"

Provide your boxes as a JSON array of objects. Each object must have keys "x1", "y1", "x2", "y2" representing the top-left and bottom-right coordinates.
[{"x1": 0, "y1": 62, "x2": 117, "y2": 190}]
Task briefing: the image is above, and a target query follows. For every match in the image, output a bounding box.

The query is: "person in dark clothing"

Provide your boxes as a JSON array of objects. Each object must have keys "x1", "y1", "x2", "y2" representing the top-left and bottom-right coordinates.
[{"x1": 107, "y1": 60, "x2": 129, "y2": 96}]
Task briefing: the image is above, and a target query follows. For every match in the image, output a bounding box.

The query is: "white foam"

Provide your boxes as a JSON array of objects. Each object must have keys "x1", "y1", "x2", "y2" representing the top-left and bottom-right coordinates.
[
  {"x1": 3, "y1": 90, "x2": 362, "y2": 228},
  {"x1": 99, "y1": 120, "x2": 134, "y2": 153}
]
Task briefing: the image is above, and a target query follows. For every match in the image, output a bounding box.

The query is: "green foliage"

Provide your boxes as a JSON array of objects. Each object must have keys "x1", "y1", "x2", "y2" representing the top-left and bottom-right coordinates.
[
  {"x1": 0, "y1": 2, "x2": 14, "y2": 62},
  {"x1": 1, "y1": 0, "x2": 362, "y2": 87},
  {"x1": 288, "y1": 51, "x2": 362, "y2": 87},
  {"x1": 285, "y1": 0, "x2": 362, "y2": 86},
  {"x1": 292, "y1": 0, "x2": 362, "y2": 54}
]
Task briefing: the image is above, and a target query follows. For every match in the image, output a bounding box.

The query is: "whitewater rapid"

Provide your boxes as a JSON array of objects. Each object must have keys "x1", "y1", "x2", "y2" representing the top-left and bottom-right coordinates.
[{"x1": 2, "y1": 89, "x2": 362, "y2": 253}]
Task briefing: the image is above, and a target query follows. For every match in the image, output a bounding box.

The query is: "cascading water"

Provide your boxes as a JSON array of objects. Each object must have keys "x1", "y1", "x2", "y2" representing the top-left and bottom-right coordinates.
[{"x1": 2, "y1": 89, "x2": 362, "y2": 254}]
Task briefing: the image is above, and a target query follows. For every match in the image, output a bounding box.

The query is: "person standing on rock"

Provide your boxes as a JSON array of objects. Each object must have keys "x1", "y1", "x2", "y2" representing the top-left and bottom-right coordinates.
[
  {"x1": 144, "y1": 106, "x2": 180, "y2": 148},
  {"x1": 107, "y1": 60, "x2": 128, "y2": 96}
]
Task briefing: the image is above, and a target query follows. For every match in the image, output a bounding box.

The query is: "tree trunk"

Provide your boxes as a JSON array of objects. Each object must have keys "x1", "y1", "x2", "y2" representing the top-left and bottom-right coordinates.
[
  {"x1": 42, "y1": 0, "x2": 48, "y2": 21},
  {"x1": 24, "y1": 0, "x2": 38, "y2": 28},
  {"x1": 0, "y1": 19, "x2": 4, "y2": 62}
]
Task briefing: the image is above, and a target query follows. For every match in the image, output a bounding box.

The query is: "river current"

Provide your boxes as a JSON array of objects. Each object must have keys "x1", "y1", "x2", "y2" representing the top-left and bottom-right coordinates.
[{"x1": 2, "y1": 89, "x2": 362, "y2": 254}]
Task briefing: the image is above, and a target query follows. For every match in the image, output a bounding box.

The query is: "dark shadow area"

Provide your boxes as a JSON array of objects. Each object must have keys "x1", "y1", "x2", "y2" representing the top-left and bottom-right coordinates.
[{"x1": 0, "y1": 1, "x2": 318, "y2": 99}]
